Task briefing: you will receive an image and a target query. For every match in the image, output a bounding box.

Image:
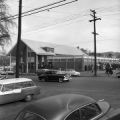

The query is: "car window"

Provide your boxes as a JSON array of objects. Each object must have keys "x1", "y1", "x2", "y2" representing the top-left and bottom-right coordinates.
[
  {"x1": 23, "y1": 81, "x2": 35, "y2": 88},
  {"x1": 80, "y1": 103, "x2": 102, "y2": 120},
  {"x1": 2, "y1": 84, "x2": 14, "y2": 92},
  {"x1": 14, "y1": 81, "x2": 35, "y2": 89},
  {"x1": 14, "y1": 82, "x2": 24, "y2": 89},
  {"x1": 16, "y1": 112, "x2": 45, "y2": 120},
  {"x1": 65, "y1": 110, "x2": 80, "y2": 120},
  {"x1": 0, "y1": 84, "x2": 2, "y2": 91}
]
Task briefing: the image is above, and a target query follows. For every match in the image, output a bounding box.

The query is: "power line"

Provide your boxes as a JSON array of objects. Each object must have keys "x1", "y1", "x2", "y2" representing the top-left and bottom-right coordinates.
[
  {"x1": 4, "y1": 1, "x2": 120, "y2": 21},
  {"x1": 7, "y1": 0, "x2": 66, "y2": 19},
  {"x1": 4, "y1": 0, "x2": 78, "y2": 20}
]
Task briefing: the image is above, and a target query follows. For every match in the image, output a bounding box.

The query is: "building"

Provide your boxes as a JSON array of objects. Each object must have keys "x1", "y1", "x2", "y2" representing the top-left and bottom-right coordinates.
[
  {"x1": 8, "y1": 39, "x2": 120, "y2": 73},
  {"x1": 8, "y1": 39, "x2": 87, "y2": 73}
]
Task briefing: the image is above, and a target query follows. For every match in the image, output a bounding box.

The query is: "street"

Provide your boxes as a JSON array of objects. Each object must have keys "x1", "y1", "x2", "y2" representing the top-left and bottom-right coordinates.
[{"x1": 0, "y1": 72, "x2": 120, "y2": 120}]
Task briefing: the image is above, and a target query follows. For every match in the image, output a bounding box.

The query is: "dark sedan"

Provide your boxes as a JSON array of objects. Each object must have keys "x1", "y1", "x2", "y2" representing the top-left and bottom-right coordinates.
[
  {"x1": 15, "y1": 94, "x2": 120, "y2": 120},
  {"x1": 37, "y1": 69, "x2": 71, "y2": 82}
]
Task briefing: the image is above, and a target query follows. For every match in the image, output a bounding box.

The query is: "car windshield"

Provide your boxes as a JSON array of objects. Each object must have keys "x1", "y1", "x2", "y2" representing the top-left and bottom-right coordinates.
[{"x1": 1, "y1": 84, "x2": 14, "y2": 92}]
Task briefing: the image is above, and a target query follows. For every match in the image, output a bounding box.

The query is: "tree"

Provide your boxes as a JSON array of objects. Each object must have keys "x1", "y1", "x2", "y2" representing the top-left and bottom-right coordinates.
[
  {"x1": 0, "y1": 0, "x2": 14, "y2": 49},
  {"x1": 107, "y1": 53, "x2": 113, "y2": 58},
  {"x1": 80, "y1": 48, "x2": 89, "y2": 55}
]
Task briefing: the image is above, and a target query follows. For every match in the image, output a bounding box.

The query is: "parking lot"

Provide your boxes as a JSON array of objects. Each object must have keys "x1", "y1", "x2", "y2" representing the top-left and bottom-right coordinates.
[{"x1": 0, "y1": 71, "x2": 120, "y2": 120}]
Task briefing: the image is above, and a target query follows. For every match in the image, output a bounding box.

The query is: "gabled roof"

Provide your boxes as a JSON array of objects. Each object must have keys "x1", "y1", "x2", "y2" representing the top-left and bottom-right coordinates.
[
  {"x1": 22, "y1": 39, "x2": 86, "y2": 56},
  {"x1": 8, "y1": 39, "x2": 87, "y2": 56},
  {"x1": 22, "y1": 39, "x2": 55, "y2": 56}
]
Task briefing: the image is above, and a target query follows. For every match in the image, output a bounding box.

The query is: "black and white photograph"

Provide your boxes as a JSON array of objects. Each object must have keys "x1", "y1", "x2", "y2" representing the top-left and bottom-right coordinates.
[{"x1": 0, "y1": 0, "x2": 120, "y2": 120}]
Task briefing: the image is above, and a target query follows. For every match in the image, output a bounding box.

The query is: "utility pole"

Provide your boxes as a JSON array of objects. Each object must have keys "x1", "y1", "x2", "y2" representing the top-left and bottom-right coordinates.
[
  {"x1": 89, "y1": 10, "x2": 101, "y2": 76},
  {"x1": 16, "y1": 0, "x2": 22, "y2": 78}
]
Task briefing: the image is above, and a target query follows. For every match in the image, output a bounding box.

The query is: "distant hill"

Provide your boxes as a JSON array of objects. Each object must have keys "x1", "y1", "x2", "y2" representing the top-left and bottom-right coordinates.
[
  {"x1": 99, "y1": 52, "x2": 120, "y2": 58},
  {"x1": 87, "y1": 51, "x2": 120, "y2": 58},
  {"x1": 80, "y1": 48, "x2": 120, "y2": 58}
]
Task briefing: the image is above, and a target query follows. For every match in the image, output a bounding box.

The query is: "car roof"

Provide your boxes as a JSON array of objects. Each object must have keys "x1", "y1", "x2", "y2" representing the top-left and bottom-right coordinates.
[
  {"x1": 23, "y1": 94, "x2": 95, "y2": 120},
  {"x1": 0, "y1": 78, "x2": 32, "y2": 85}
]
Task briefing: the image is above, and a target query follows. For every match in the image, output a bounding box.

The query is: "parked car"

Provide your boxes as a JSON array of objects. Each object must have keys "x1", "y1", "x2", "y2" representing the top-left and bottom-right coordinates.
[
  {"x1": 0, "y1": 78, "x2": 40, "y2": 104},
  {"x1": 0, "y1": 75, "x2": 7, "y2": 80},
  {"x1": 116, "y1": 71, "x2": 120, "y2": 78},
  {"x1": 6, "y1": 70, "x2": 15, "y2": 75},
  {"x1": 37, "y1": 69, "x2": 71, "y2": 82},
  {"x1": 65, "y1": 69, "x2": 80, "y2": 77},
  {"x1": 36, "y1": 69, "x2": 49, "y2": 76},
  {"x1": 15, "y1": 93, "x2": 120, "y2": 120},
  {"x1": 0, "y1": 70, "x2": 7, "y2": 75},
  {"x1": 114, "y1": 68, "x2": 120, "y2": 78}
]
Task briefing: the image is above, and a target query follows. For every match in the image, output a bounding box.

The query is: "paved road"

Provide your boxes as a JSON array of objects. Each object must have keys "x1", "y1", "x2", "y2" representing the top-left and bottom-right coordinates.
[{"x1": 0, "y1": 72, "x2": 120, "y2": 120}]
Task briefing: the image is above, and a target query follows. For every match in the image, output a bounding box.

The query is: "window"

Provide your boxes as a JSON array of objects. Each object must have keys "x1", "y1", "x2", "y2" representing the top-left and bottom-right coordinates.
[
  {"x1": 2, "y1": 84, "x2": 14, "y2": 92},
  {"x1": 16, "y1": 112, "x2": 45, "y2": 120},
  {"x1": 23, "y1": 81, "x2": 35, "y2": 88},
  {"x1": 14, "y1": 81, "x2": 35, "y2": 89},
  {"x1": 42, "y1": 47, "x2": 54, "y2": 53},
  {"x1": 65, "y1": 110, "x2": 80, "y2": 120},
  {"x1": 0, "y1": 84, "x2": 2, "y2": 91},
  {"x1": 80, "y1": 103, "x2": 102, "y2": 120}
]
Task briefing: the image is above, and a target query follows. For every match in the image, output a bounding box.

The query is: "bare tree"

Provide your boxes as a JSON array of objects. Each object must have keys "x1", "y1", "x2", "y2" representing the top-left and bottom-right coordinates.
[{"x1": 0, "y1": 0, "x2": 14, "y2": 49}]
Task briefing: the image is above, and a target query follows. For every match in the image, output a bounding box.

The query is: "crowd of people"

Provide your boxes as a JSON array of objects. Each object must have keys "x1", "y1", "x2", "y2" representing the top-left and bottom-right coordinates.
[{"x1": 105, "y1": 63, "x2": 113, "y2": 75}]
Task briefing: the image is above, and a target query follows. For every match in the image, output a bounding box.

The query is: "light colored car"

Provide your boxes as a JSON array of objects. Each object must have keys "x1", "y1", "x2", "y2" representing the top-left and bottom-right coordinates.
[
  {"x1": 65, "y1": 69, "x2": 80, "y2": 77},
  {"x1": 0, "y1": 78, "x2": 40, "y2": 104},
  {"x1": 15, "y1": 93, "x2": 120, "y2": 120},
  {"x1": 116, "y1": 71, "x2": 120, "y2": 78},
  {"x1": 114, "y1": 68, "x2": 120, "y2": 78},
  {"x1": 0, "y1": 70, "x2": 7, "y2": 75},
  {"x1": 6, "y1": 70, "x2": 15, "y2": 75}
]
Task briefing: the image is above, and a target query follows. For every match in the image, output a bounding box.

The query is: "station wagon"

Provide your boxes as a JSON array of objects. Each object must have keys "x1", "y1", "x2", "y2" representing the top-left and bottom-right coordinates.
[{"x1": 0, "y1": 78, "x2": 40, "y2": 104}]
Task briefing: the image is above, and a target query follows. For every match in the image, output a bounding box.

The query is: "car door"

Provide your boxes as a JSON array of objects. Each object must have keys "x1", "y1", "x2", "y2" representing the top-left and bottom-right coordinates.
[
  {"x1": 46, "y1": 71, "x2": 55, "y2": 81},
  {"x1": 0, "y1": 83, "x2": 22, "y2": 104},
  {"x1": 21, "y1": 81, "x2": 40, "y2": 96},
  {"x1": 50, "y1": 71, "x2": 58, "y2": 81}
]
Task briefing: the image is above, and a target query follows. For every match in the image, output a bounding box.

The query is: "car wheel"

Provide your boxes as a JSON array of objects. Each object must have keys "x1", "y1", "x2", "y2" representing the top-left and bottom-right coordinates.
[
  {"x1": 59, "y1": 78, "x2": 63, "y2": 83},
  {"x1": 25, "y1": 95, "x2": 33, "y2": 102}
]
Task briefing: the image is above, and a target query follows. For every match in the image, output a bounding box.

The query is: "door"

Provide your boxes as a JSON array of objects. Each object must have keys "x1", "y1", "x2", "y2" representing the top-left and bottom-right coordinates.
[{"x1": 0, "y1": 84, "x2": 22, "y2": 104}]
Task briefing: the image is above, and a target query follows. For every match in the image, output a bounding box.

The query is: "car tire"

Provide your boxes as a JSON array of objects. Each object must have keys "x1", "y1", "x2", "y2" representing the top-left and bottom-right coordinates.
[
  {"x1": 59, "y1": 78, "x2": 63, "y2": 83},
  {"x1": 25, "y1": 95, "x2": 33, "y2": 102}
]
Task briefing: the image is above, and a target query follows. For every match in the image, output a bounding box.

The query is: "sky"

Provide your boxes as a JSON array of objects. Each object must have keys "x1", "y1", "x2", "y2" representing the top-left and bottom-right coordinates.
[{"x1": 6, "y1": 0, "x2": 120, "y2": 53}]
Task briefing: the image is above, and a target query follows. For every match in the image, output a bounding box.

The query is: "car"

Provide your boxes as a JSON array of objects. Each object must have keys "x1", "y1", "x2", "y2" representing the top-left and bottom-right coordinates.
[
  {"x1": 0, "y1": 75, "x2": 7, "y2": 80},
  {"x1": 15, "y1": 93, "x2": 120, "y2": 120},
  {"x1": 0, "y1": 78, "x2": 40, "y2": 104},
  {"x1": 36, "y1": 69, "x2": 49, "y2": 75},
  {"x1": 6, "y1": 70, "x2": 15, "y2": 75},
  {"x1": 65, "y1": 69, "x2": 80, "y2": 77},
  {"x1": 0, "y1": 70, "x2": 7, "y2": 75},
  {"x1": 114, "y1": 68, "x2": 120, "y2": 78},
  {"x1": 116, "y1": 72, "x2": 120, "y2": 78},
  {"x1": 37, "y1": 69, "x2": 71, "y2": 83}
]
